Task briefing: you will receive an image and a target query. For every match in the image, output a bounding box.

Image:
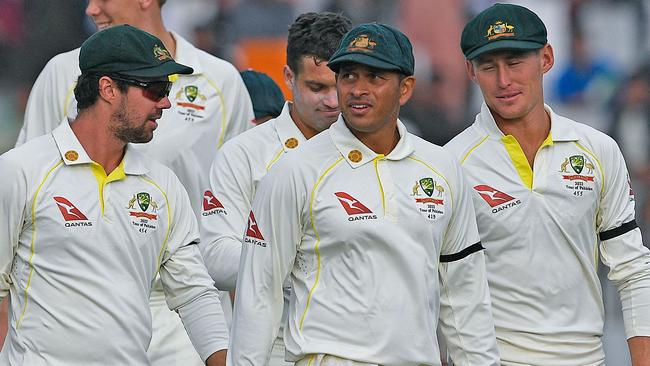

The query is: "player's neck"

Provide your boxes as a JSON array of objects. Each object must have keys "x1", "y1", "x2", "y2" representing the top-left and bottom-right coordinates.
[
  {"x1": 70, "y1": 112, "x2": 126, "y2": 175},
  {"x1": 492, "y1": 104, "x2": 551, "y2": 168}
]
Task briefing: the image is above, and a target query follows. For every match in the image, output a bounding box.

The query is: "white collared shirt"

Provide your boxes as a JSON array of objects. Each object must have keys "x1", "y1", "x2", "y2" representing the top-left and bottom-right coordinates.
[
  {"x1": 445, "y1": 103, "x2": 650, "y2": 365},
  {"x1": 228, "y1": 117, "x2": 499, "y2": 366},
  {"x1": 0, "y1": 122, "x2": 227, "y2": 365}
]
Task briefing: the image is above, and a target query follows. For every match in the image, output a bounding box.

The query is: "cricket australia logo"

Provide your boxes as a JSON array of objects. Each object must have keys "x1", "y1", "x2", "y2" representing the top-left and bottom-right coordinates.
[
  {"x1": 174, "y1": 84, "x2": 208, "y2": 122},
  {"x1": 347, "y1": 34, "x2": 377, "y2": 52},
  {"x1": 486, "y1": 21, "x2": 515, "y2": 40},
  {"x1": 412, "y1": 178, "x2": 445, "y2": 221},
  {"x1": 202, "y1": 190, "x2": 227, "y2": 216},
  {"x1": 335, "y1": 192, "x2": 377, "y2": 221},
  {"x1": 559, "y1": 154, "x2": 595, "y2": 196},
  {"x1": 127, "y1": 192, "x2": 159, "y2": 234}
]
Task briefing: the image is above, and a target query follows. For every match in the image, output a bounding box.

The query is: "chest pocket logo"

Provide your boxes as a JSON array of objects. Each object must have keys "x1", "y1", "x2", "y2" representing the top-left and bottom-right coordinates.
[
  {"x1": 174, "y1": 83, "x2": 208, "y2": 122},
  {"x1": 559, "y1": 155, "x2": 596, "y2": 197},
  {"x1": 127, "y1": 192, "x2": 159, "y2": 234},
  {"x1": 412, "y1": 178, "x2": 445, "y2": 221}
]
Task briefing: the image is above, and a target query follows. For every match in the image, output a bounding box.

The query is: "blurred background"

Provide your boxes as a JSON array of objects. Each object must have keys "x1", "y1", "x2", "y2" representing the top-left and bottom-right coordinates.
[{"x1": 0, "y1": 0, "x2": 648, "y2": 363}]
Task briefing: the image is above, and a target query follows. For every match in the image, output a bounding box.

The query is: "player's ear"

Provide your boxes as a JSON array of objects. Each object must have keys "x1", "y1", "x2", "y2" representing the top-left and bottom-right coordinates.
[
  {"x1": 283, "y1": 65, "x2": 295, "y2": 91},
  {"x1": 399, "y1": 76, "x2": 416, "y2": 106},
  {"x1": 139, "y1": 0, "x2": 154, "y2": 10},
  {"x1": 98, "y1": 76, "x2": 120, "y2": 102},
  {"x1": 540, "y1": 44, "x2": 554, "y2": 74},
  {"x1": 465, "y1": 60, "x2": 478, "y2": 83}
]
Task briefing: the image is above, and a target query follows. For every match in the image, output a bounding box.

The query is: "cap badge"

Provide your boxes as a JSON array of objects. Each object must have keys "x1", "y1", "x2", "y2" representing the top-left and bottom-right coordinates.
[
  {"x1": 486, "y1": 21, "x2": 515, "y2": 40},
  {"x1": 64, "y1": 150, "x2": 79, "y2": 162},
  {"x1": 347, "y1": 35, "x2": 377, "y2": 52},
  {"x1": 285, "y1": 138, "x2": 299, "y2": 149},
  {"x1": 348, "y1": 149, "x2": 363, "y2": 163},
  {"x1": 153, "y1": 45, "x2": 171, "y2": 61}
]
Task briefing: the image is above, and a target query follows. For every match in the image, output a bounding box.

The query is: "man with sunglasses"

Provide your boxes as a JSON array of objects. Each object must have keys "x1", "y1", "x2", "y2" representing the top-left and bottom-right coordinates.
[
  {"x1": 0, "y1": 25, "x2": 229, "y2": 366},
  {"x1": 10, "y1": 1, "x2": 255, "y2": 364}
]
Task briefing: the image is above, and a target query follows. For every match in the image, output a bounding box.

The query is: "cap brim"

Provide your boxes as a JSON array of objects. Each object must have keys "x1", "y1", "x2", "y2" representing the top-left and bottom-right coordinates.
[
  {"x1": 328, "y1": 53, "x2": 402, "y2": 73},
  {"x1": 466, "y1": 40, "x2": 544, "y2": 60},
  {"x1": 119, "y1": 60, "x2": 194, "y2": 78}
]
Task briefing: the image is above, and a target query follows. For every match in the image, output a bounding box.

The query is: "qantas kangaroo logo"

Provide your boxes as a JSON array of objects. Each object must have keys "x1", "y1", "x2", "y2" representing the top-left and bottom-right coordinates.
[
  {"x1": 53, "y1": 196, "x2": 88, "y2": 221},
  {"x1": 473, "y1": 185, "x2": 515, "y2": 207},
  {"x1": 335, "y1": 192, "x2": 372, "y2": 215},
  {"x1": 245, "y1": 211, "x2": 264, "y2": 240},
  {"x1": 203, "y1": 190, "x2": 224, "y2": 211}
]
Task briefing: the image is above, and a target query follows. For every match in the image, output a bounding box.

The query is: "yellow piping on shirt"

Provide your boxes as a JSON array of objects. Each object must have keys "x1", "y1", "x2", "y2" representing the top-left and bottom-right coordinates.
[
  {"x1": 140, "y1": 177, "x2": 172, "y2": 274},
  {"x1": 300, "y1": 157, "x2": 344, "y2": 330},
  {"x1": 90, "y1": 161, "x2": 126, "y2": 216},
  {"x1": 574, "y1": 142, "x2": 605, "y2": 266},
  {"x1": 306, "y1": 355, "x2": 315, "y2": 366},
  {"x1": 204, "y1": 75, "x2": 229, "y2": 149},
  {"x1": 17, "y1": 160, "x2": 63, "y2": 330},
  {"x1": 63, "y1": 83, "x2": 77, "y2": 118},
  {"x1": 460, "y1": 135, "x2": 489, "y2": 165},
  {"x1": 266, "y1": 147, "x2": 285, "y2": 171},
  {"x1": 374, "y1": 155, "x2": 386, "y2": 215}
]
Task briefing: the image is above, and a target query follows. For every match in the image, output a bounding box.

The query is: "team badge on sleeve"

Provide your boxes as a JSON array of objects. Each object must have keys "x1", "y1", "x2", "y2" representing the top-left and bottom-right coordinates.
[
  {"x1": 244, "y1": 211, "x2": 266, "y2": 247},
  {"x1": 202, "y1": 190, "x2": 227, "y2": 216}
]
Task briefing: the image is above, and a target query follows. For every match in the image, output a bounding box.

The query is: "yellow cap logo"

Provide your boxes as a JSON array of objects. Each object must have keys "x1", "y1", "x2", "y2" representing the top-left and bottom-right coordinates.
[
  {"x1": 153, "y1": 45, "x2": 171, "y2": 61},
  {"x1": 347, "y1": 35, "x2": 377, "y2": 52},
  {"x1": 486, "y1": 21, "x2": 515, "y2": 40}
]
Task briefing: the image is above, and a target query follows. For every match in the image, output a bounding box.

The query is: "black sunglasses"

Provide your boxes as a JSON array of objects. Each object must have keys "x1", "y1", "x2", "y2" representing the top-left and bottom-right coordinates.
[{"x1": 110, "y1": 75, "x2": 173, "y2": 102}]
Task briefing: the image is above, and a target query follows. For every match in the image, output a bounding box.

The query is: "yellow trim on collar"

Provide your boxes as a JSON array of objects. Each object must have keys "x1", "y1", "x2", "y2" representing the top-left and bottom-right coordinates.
[
  {"x1": 501, "y1": 133, "x2": 553, "y2": 189},
  {"x1": 90, "y1": 161, "x2": 126, "y2": 216}
]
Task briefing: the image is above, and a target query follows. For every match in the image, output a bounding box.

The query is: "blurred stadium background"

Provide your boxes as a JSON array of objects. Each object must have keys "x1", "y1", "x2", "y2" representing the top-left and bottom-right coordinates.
[{"x1": 1, "y1": 0, "x2": 649, "y2": 364}]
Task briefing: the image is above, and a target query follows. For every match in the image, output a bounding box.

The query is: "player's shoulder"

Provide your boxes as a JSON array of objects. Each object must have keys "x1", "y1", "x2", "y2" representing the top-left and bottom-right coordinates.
[
  {"x1": 176, "y1": 35, "x2": 240, "y2": 79},
  {"x1": 219, "y1": 119, "x2": 279, "y2": 156},
  {"x1": 410, "y1": 134, "x2": 463, "y2": 174},
  {"x1": 443, "y1": 122, "x2": 485, "y2": 161},
  {"x1": 42, "y1": 48, "x2": 81, "y2": 74},
  {"x1": 1, "y1": 133, "x2": 60, "y2": 175}
]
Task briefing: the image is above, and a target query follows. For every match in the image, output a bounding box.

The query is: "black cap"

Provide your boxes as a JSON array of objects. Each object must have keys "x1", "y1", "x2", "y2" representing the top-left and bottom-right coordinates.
[
  {"x1": 328, "y1": 23, "x2": 414, "y2": 76},
  {"x1": 80, "y1": 25, "x2": 193, "y2": 78},
  {"x1": 240, "y1": 70, "x2": 284, "y2": 120},
  {"x1": 461, "y1": 3, "x2": 547, "y2": 60}
]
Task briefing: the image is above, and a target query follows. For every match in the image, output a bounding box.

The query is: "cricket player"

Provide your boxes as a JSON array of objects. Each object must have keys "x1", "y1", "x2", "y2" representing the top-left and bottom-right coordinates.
[
  {"x1": 240, "y1": 69, "x2": 285, "y2": 125},
  {"x1": 200, "y1": 12, "x2": 351, "y2": 365},
  {"x1": 228, "y1": 23, "x2": 500, "y2": 366},
  {"x1": 12, "y1": 1, "x2": 255, "y2": 364},
  {"x1": 0, "y1": 25, "x2": 228, "y2": 366},
  {"x1": 445, "y1": 4, "x2": 650, "y2": 365}
]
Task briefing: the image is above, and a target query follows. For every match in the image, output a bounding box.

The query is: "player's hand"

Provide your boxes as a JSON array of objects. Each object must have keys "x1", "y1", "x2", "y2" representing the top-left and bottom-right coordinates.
[{"x1": 205, "y1": 349, "x2": 226, "y2": 366}]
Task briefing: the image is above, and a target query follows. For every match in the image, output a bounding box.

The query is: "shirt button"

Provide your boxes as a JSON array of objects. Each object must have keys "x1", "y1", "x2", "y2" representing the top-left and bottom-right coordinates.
[
  {"x1": 285, "y1": 138, "x2": 299, "y2": 149},
  {"x1": 64, "y1": 150, "x2": 79, "y2": 161},
  {"x1": 348, "y1": 149, "x2": 363, "y2": 163}
]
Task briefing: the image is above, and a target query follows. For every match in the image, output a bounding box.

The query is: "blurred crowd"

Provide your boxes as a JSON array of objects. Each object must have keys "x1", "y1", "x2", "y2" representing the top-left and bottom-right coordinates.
[{"x1": 1, "y1": 0, "x2": 649, "y2": 364}]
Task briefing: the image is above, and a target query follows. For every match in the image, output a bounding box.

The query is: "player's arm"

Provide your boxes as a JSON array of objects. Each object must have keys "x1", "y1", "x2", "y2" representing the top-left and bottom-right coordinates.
[
  {"x1": 596, "y1": 140, "x2": 650, "y2": 366},
  {"x1": 159, "y1": 177, "x2": 229, "y2": 364},
  {"x1": 437, "y1": 161, "x2": 500, "y2": 366},
  {"x1": 216, "y1": 64, "x2": 255, "y2": 148},
  {"x1": 199, "y1": 143, "x2": 254, "y2": 291},
  {"x1": 0, "y1": 153, "x2": 27, "y2": 346},
  {"x1": 17, "y1": 55, "x2": 73, "y2": 146},
  {"x1": 228, "y1": 160, "x2": 303, "y2": 365}
]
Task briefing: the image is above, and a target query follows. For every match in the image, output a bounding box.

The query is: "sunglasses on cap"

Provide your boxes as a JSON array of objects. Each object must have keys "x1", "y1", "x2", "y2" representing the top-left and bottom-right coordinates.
[{"x1": 109, "y1": 75, "x2": 173, "y2": 102}]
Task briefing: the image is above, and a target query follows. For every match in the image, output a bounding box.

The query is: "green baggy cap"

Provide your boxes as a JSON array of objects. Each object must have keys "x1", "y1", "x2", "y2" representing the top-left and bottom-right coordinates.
[
  {"x1": 80, "y1": 24, "x2": 193, "y2": 78},
  {"x1": 240, "y1": 70, "x2": 284, "y2": 120},
  {"x1": 328, "y1": 23, "x2": 414, "y2": 76},
  {"x1": 461, "y1": 3, "x2": 547, "y2": 60}
]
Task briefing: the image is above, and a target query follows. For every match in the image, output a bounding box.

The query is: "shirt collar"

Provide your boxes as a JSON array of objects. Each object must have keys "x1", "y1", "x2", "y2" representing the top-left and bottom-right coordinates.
[
  {"x1": 477, "y1": 102, "x2": 580, "y2": 142},
  {"x1": 274, "y1": 102, "x2": 308, "y2": 152},
  {"x1": 52, "y1": 119, "x2": 149, "y2": 175},
  {"x1": 171, "y1": 32, "x2": 201, "y2": 75},
  {"x1": 329, "y1": 116, "x2": 414, "y2": 168}
]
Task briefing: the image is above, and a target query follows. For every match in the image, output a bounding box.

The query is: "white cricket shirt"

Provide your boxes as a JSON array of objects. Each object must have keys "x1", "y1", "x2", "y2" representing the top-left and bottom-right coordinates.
[
  {"x1": 228, "y1": 118, "x2": 500, "y2": 366},
  {"x1": 445, "y1": 103, "x2": 650, "y2": 366},
  {"x1": 0, "y1": 122, "x2": 228, "y2": 365}
]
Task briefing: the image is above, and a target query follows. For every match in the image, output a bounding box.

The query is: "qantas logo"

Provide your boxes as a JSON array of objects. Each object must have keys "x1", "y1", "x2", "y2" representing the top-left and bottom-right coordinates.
[
  {"x1": 334, "y1": 192, "x2": 377, "y2": 221},
  {"x1": 473, "y1": 185, "x2": 521, "y2": 214},
  {"x1": 244, "y1": 211, "x2": 266, "y2": 247},
  {"x1": 202, "y1": 190, "x2": 227, "y2": 216},
  {"x1": 53, "y1": 196, "x2": 92, "y2": 227}
]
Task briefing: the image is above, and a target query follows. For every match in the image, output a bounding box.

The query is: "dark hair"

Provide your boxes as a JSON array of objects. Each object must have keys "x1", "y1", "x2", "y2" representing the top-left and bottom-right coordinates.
[
  {"x1": 286, "y1": 12, "x2": 351, "y2": 76},
  {"x1": 74, "y1": 74, "x2": 128, "y2": 111},
  {"x1": 159, "y1": 0, "x2": 167, "y2": 6}
]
